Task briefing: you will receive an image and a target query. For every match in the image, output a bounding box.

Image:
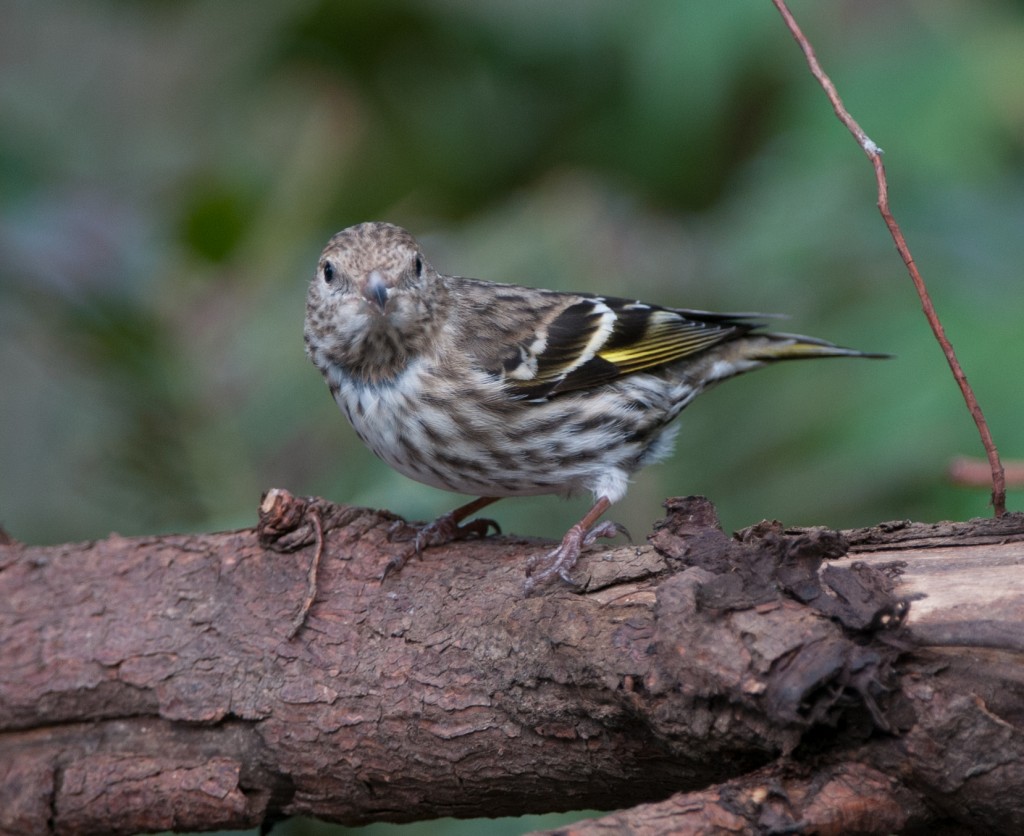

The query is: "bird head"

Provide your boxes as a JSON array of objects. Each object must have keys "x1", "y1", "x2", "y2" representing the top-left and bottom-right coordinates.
[{"x1": 305, "y1": 222, "x2": 446, "y2": 380}]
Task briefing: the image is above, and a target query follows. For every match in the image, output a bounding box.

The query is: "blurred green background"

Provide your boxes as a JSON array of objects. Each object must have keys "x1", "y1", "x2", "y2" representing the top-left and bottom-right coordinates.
[{"x1": 2, "y1": 0, "x2": 1023, "y2": 832}]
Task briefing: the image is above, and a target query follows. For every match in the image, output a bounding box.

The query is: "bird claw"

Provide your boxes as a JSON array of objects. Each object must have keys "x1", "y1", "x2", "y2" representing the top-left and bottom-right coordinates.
[
  {"x1": 523, "y1": 519, "x2": 626, "y2": 594},
  {"x1": 383, "y1": 512, "x2": 501, "y2": 580},
  {"x1": 405, "y1": 512, "x2": 501, "y2": 553},
  {"x1": 380, "y1": 551, "x2": 410, "y2": 582},
  {"x1": 585, "y1": 520, "x2": 630, "y2": 546}
]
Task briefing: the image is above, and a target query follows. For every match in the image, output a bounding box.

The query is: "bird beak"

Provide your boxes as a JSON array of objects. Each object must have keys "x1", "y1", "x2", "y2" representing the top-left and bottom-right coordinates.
[{"x1": 363, "y1": 270, "x2": 389, "y2": 311}]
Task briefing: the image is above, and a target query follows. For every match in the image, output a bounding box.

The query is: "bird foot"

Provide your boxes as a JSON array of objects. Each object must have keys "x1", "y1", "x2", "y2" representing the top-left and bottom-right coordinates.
[
  {"x1": 523, "y1": 520, "x2": 627, "y2": 594},
  {"x1": 383, "y1": 512, "x2": 501, "y2": 579}
]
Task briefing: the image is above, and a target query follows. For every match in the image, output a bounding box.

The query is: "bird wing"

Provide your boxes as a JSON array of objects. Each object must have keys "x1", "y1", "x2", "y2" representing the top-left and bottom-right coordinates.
[{"x1": 468, "y1": 288, "x2": 755, "y2": 401}]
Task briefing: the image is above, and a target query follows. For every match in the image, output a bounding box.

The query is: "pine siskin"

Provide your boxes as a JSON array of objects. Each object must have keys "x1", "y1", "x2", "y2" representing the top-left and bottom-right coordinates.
[{"x1": 304, "y1": 222, "x2": 885, "y2": 590}]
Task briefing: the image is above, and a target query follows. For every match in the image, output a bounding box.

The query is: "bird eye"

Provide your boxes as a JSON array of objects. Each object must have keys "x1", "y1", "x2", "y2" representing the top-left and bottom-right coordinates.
[
  {"x1": 413, "y1": 255, "x2": 423, "y2": 277},
  {"x1": 323, "y1": 262, "x2": 335, "y2": 284}
]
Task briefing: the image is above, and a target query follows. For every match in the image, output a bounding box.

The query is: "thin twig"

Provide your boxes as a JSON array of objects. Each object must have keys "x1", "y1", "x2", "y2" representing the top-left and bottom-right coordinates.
[
  {"x1": 289, "y1": 505, "x2": 324, "y2": 640},
  {"x1": 772, "y1": 0, "x2": 1007, "y2": 516},
  {"x1": 949, "y1": 457, "x2": 1024, "y2": 490}
]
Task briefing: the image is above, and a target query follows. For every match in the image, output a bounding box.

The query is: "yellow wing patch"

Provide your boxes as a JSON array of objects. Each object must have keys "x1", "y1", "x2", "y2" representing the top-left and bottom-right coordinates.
[{"x1": 598, "y1": 310, "x2": 737, "y2": 375}]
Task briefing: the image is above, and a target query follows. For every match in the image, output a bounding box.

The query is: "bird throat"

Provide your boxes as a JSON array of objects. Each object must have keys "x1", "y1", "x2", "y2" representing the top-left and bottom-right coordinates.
[{"x1": 335, "y1": 320, "x2": 411, "y2": 385}]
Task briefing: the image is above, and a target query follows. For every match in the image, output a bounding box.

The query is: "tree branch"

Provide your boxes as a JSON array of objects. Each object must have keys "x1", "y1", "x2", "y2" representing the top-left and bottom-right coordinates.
[
  {"x1": 2, "y1": 493, "x2": 1024, "y2": 834},
  {"x1": 538, "y1": 762, "x2": 932, "y2": 836}
]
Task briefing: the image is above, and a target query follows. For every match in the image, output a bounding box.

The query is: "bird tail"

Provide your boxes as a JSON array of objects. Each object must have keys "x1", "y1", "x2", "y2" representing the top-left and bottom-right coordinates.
[
  {"x1": 745, "y1": 332, "x2": 890, "y2": 362},
  {"x1": 688, "y1": 330, "x2": 889, "y2": 388}
]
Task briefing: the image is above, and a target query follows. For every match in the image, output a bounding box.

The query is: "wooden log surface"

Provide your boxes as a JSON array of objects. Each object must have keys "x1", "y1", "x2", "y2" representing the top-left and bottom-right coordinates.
[{"x1": 1, "y1": 493, "x2": 1022, "y2": 835}]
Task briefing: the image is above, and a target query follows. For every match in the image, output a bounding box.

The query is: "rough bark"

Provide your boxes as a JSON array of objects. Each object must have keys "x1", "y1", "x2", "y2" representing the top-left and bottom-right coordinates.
[{"x1": 1, "y1": 492, "x2": 1022, "y2": 835}]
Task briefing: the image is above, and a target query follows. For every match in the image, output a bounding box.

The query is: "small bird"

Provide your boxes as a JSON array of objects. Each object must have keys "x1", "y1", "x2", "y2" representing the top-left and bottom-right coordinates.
[{"x1": 304, "y1": 222, "x2": 884, "y2": 590}]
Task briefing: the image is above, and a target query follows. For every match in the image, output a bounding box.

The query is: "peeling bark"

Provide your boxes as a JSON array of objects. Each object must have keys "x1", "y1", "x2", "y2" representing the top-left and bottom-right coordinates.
[{"x1": 1, "y1": 494, "x2": 1022, "y2": 835}]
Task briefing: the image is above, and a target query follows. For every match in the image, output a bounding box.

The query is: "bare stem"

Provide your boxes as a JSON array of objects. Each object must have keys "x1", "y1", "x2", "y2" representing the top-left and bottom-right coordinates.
[
  {"x1": 949, "y1": 457, "x2": 1024, "y2": 490},
  {"x1": 772, "y1": 0, "x2": 1007, "y2": 516}
]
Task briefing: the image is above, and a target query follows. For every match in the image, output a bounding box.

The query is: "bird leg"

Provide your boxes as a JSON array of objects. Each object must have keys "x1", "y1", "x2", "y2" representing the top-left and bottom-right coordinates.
[
  {"x1": 384, "y1": 496, "x2": 501, "y2": 579},
  {"x1": 523, "y1": 496, "x2": 627, "y2": 592}
]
